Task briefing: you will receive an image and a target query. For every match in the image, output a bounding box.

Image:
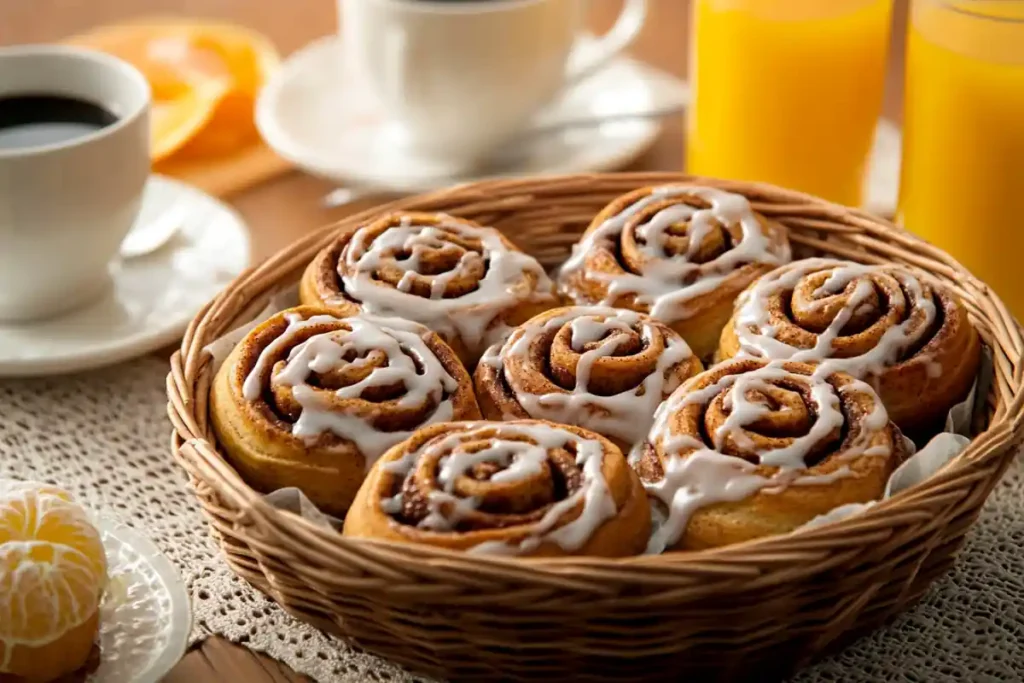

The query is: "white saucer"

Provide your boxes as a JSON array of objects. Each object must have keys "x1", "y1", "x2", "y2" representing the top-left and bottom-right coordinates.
[
  {"x1": 256, "y1": 35, "x2": 689, "y2": 193},
  {"x1": 0, "y1": 175, "x2": 250, "y2": 377},
  {"x1": 90, "y1": 518, "x2": 191, "y2": 683}
]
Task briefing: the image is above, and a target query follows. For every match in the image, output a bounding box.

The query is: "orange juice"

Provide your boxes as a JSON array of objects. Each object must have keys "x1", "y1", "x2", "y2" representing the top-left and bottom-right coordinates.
[
  {"x1": 898, "y1": 1, "x2": 1024, "y2": 318},
  {"x1": 686, "y1": 0, "x2": 893, "y2": 205}
]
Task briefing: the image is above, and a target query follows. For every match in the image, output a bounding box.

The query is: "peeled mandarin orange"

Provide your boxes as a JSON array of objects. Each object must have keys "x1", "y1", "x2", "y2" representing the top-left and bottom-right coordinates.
[
  {"x1": 0, "y1": 480, "x2": 107, "y2": 683},
  {"x1": 67, "y1": 19, "x2": 280, "y2": 162}
]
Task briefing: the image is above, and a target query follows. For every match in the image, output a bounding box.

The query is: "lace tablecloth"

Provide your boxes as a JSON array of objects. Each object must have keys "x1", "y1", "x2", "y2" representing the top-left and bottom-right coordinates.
[{"x1": 2, "y1": 357, "x2": 1021, "y2": 682}]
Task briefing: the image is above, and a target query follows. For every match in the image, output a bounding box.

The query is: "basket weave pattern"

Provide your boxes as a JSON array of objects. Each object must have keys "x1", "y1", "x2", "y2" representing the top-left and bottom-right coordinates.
[{"x1": 168, "y1": 173, "x2": 1024, "y2": 682}]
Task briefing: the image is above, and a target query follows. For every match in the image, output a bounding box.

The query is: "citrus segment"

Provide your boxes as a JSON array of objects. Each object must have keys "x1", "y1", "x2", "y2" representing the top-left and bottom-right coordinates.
[
  {"x1": 67, "y1": 19, "x2": 280, "y2": 163},
  {"x1": 151, "y1": 80, "x2": 230, "y2": 161},
  {"x1": 0, "y1": 480, "x2": 107, "y2": 681}
]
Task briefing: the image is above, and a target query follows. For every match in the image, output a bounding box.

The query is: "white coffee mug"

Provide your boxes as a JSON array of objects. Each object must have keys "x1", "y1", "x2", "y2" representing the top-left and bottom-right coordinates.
[
  {"x1": 0, "y1": 45, "x2": 150, "y2": 323},
  {"x1": 339, "y1": 0, "x2": 648, "y2": 165}
]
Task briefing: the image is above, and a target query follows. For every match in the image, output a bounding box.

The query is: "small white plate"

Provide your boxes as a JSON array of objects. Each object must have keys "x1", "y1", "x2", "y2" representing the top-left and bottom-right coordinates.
[
  {"x1": 90, "y1": 518, "x2": 191, "y2": 683},
  {"x1": 256, "y1": 35, "x2": 688, "y2": 193},
  {"x1": 0, "y1": 174, "x2": 250, "y2": 377}
]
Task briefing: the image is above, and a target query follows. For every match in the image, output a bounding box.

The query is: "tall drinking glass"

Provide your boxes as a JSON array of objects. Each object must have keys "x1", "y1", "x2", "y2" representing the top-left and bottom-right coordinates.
[
  {"x1": 686, "y1": 0, "x2": 893, "y2": 206},
  {"x1": 899, "y1": 1, "x2": 1024, "y2": 318}
]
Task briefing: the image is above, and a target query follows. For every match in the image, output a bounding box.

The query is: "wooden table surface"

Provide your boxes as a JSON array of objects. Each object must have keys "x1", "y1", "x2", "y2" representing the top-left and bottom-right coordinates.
[{"x1": 2, "y1": 1, "x2": 908, "y2": 681}]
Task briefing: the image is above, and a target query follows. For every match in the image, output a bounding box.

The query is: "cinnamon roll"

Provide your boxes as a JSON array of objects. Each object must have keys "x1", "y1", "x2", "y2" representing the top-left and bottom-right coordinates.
[
  {"x1": 474, "y1": 306, "x2": 702, "y2": 450},
  {"x1": 633, "y1": 359, "x2": 909, "y2": 552},
  {"x1": 344, "y1": 420, "x2": 651, "y2": 557},
  {"x1": 209, "y1": 306, "x2": 481, "y2": 516},
  {"x1": 557, "y1": 185, "x2": 791, "y2": 359},
  {"x1": 717, "y1": 258, "x2": 982, "y2": 438},
  {"x1": 300, "y1": 211, "x2": 558, "y2": 368}
]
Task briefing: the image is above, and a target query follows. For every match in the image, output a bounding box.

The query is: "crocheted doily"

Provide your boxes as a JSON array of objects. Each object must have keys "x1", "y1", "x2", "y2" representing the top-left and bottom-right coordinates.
[{"x1": 1, "y1": 357, "x2": 1021, "y2": 682}]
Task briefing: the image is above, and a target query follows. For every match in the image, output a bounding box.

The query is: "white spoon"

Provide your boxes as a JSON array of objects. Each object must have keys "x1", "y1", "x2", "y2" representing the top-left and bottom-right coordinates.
[
  {"x1": 119, "y1": 201, "x2": 188, "y2": 259},
  {"x1": 322, "y1": 186, "x2": 372, "y2": 209}
]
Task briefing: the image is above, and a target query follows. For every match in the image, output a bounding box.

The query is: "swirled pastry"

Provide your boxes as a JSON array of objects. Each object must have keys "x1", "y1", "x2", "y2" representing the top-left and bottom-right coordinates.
[
  {"x1": 633, "y1": 359, "x2": 909, "y2": 552},
  {"x1": 344, "y1": 420, "x2": 651, "y2": 557},
  {"x1": 210, "y1": 306, "x2": 481, "y2": 516},
  {"x1": 474, "y1": 306, "x2": 702, "y2": 449},
  {"x1": 300, "y1": 211, "x2": 558, "y2": 367},
  {"x1": 557, "y1": 185, "x2": 791, "y2": 358},
  {"x1": 718, "y1": 258, "x2": 982, "y2": 437}
]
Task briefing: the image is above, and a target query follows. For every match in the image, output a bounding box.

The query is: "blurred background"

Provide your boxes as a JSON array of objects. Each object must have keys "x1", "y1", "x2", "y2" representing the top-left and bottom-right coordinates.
[{"x1": 0, "y1": 0, "x2": 911, "y2": 263}]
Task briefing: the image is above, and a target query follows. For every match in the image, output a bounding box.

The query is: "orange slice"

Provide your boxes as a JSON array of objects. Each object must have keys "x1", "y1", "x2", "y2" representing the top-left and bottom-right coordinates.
[
  {"x1": 0, "y1": 480, "x2": 107, "y2": 682},
  {"x1": 68, "y1": 19, "x2": 280, "y2": 162}
]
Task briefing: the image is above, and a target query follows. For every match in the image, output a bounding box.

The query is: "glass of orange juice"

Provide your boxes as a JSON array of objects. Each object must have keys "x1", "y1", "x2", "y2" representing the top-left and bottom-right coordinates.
[
  {"x1": 686, "y1": 0, "x2": 893, "y2": 206},
  {"x1": 899, "y1": 1, "x2": 1024, "y2": 318}
]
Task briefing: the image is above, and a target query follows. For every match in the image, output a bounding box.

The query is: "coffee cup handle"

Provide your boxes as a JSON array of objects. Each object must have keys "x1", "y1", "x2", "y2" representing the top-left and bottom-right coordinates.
[{"x1": 565, "y1": 0, "x2": 648, "y2": 86}]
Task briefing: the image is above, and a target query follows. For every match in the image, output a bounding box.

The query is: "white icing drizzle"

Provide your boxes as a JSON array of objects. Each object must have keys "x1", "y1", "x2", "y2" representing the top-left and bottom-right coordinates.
[
  {"x1": 242, "y1": 314, "x2": 340, "y2": 402},
  {"x1": 421, "y1": 491, "x2": 480, "y2": 532},
  {"x1": 495, "y1": 306, "x2": 694, "y2": 446},
  {"x1": 382, "y1": 422, "x2": 618, "y2": 556},
  {"x1": 645, "y1": 445, "x2": 768, "y2": 554},
  {"x1": 642, "y1": 362, "x2": 892, "y2": 553},
  {"x1": 439, "y1": 441, "x2": 549, "y2": 487},
  {"x1": 335, "y1": 216, "x2": 555, "y2": 355},
  {"x1": 733, "y1": 258, "x2": 938, "y2": 379},
  {"x1": 569, "y1": 315, "x2": 633, "y2": 347},
  {"x1": 558, "y1": 185, "x2": 790, "y2": 321},
  {"x1": 847, "y1": 377, "x2": 891, "y2": 434},
  {"x1": 478, "y1": 343, "x2": 503, "y2": 370},
  {"x1": 242, "y1": 312, "x2": 460, "y2": 468},
  {"x1": 380, "y1": 493, "x2": 403, "y2": 515}
]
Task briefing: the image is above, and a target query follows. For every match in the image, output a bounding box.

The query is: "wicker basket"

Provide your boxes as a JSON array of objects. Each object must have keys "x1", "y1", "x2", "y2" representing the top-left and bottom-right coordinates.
[{"x1": 167, "y1": 173, "x2": 1024, "y2": 682}]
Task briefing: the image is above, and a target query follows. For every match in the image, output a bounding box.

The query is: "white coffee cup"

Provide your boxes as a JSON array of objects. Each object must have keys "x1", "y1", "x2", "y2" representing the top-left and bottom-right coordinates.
[
  {"x1": 0, "y1": 45, "x2": 150, "y2": 323},
  {"x1": 339, "y1": 0, "x2": 648, "y2": 166}
]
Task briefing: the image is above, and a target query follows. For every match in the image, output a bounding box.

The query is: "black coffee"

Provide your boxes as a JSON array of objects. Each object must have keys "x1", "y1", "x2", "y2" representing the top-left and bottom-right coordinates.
[{"x1": 0, "y1": 95, "x2": 118, "y2": 150}]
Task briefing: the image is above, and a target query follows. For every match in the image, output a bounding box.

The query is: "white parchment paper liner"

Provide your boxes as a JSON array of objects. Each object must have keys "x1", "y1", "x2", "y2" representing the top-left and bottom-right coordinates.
[
  {"x1": 202, "y1": 287, "x2": 997, "y2": 539},
  {"x1": 799, "y1": 346, "x2": 992, "y2": 531}
]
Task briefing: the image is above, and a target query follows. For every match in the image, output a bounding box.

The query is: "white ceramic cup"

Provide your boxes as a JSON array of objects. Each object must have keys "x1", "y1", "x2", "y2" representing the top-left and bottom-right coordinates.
[
  {"x1": 339, "y1": 0, "x2": 648, "y2": 166},
  {"x1": 0, "y1": 45, "x2": 150, "y2": 323}
]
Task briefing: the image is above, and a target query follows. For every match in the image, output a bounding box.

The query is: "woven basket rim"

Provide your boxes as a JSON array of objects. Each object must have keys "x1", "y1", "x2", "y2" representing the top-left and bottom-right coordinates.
[{"x1": 168, "y1": 171, "x2": 1024, "y2": 575}]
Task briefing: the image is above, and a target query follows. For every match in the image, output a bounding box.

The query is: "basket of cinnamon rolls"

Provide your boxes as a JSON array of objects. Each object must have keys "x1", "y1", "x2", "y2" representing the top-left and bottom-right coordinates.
[{"x1": 168, "y1": 173, "x2": 1024, "y2": 682}]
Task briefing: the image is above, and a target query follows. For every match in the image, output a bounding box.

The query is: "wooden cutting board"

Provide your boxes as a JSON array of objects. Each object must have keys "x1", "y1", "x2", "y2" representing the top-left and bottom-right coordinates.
[{"x1": 155, "y1": 142, "x2": 292, "y2": 198}]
